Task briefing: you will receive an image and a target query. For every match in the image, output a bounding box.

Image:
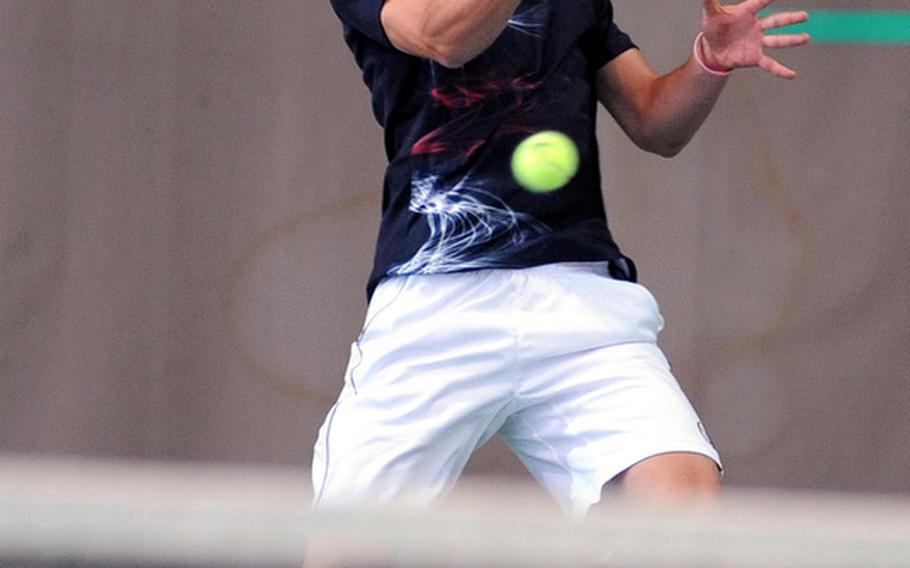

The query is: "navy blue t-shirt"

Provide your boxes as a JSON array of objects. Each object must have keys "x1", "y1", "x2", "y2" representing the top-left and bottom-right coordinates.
[{"x1": 330, "y1": 0, "x2": 637, "y2": 298}]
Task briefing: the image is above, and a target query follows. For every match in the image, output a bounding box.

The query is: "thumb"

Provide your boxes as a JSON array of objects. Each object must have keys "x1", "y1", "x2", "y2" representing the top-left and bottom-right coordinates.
[{"x1": 703, "y1": 0, "x2": 725, "y2": 15}]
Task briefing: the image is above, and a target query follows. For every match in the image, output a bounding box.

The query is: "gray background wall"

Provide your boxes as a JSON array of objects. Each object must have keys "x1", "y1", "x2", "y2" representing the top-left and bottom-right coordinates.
[{"x1": 2, "y1": 0, "x2": 908, "y2": 497}]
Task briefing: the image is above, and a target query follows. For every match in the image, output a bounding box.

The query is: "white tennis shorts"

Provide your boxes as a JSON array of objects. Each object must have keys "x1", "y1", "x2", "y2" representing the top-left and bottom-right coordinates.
[{"x1": 312, "y1": 262, "x2": 721, "y2": 514}]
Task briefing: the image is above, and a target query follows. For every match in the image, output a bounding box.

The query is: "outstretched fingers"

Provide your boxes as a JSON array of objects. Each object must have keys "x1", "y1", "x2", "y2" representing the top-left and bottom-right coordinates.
[
  {"x1": 744, "y1": 0, "x2": 776, "y2": 14},
  {"x1": 763, "y1": 33, "x2": 810, "y2": 49},
  {"x1": 758, "y1": 54, "x2": 797, "y2": 79},
  {"x1": 758, "y1": 9, "x2": 809, "y2": 79},
  {"x1": 761, "y1": 11, "x2": 809, "y2": 31},
  {"x1": 703, "y1": 0, "x2": 809, "y2": 79}
]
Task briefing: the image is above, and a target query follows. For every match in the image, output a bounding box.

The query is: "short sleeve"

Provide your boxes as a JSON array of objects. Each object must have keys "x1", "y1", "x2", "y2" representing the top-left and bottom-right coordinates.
[
  {"x1": 330, "y1": 0, "x2": 393, "y2": 47},
  {"x1": 588, "y1": 2, "x2": 637, "y2": 69}
]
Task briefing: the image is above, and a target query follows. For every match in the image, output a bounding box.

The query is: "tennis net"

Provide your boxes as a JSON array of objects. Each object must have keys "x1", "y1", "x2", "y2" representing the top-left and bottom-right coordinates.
[{"x1": 2, "y1": 454, "x2": 909, "y2": 567}]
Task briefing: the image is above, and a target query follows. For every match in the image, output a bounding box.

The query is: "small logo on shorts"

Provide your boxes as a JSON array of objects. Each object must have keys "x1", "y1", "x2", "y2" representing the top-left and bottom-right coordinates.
[{"x1": 697, "y1": 421, "x2": 713, "y2": 445}]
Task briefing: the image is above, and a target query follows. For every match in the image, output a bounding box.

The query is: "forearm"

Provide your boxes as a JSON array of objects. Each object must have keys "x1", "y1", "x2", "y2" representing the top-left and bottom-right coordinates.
[
  {"x1": 638, "y1": 54, "x2": 728, "y2": 157},
  {"x1": 598, "y1": 46, "x2": 728, "y2": 159},
  {"x1": 382, "y1": 0, "x2": 523, "y2": 68},
  {"x1": 601, "y1": 1, "x2": 808, "y2": 158},
  {"x1": 644, "y1": 0, "x2": 811, "y2": 153}
]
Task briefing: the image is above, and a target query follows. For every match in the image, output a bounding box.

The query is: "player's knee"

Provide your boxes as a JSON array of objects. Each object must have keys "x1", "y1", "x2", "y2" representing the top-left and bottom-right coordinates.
[{"x1": 612, "y1": 452, "x2": 721, "y2": 501}]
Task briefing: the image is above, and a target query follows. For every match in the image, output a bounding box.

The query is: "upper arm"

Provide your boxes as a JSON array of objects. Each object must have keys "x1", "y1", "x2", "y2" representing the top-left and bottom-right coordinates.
[{"x1": 595, "y1": 48, "x2": 660, "y2": 145}]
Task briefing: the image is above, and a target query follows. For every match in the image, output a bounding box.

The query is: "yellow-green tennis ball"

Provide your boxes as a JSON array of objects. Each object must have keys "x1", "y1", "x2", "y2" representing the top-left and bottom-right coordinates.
[{"x1": 511, "y1": 131, "x2": 580, "y2": 193}]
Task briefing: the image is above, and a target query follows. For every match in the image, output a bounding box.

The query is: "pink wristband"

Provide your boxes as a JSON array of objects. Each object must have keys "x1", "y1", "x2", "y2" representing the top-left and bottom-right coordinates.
[{"x1": 693, "y1": 32, "x2": 732, "y2": 77}]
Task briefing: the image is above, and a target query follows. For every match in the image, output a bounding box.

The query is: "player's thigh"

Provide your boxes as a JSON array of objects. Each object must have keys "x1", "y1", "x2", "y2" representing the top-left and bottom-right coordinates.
[
  {"x1": 313, "y1": 273, "x2": 517, "y2": 508},
  {"x1": 502, "y1": 341, "x2": 721, "y2": 514},
  {"x1": 312, "y1": 385, "x2": 509, "y2": 507}
]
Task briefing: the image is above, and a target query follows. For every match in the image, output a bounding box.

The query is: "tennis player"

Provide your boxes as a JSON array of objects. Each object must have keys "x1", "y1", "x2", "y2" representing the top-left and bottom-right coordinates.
[{"x1": 316, "y1": 0, "x2": 809, "y2": 513}]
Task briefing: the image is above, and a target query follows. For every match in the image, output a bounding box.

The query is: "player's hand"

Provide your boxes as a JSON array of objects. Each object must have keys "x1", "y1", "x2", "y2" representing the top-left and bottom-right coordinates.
[{"x1": 701, "y1": 0, "x2": 810, "y2": 79}]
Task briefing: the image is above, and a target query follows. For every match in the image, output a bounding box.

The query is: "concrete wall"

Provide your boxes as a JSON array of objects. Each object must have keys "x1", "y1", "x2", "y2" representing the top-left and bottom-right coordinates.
[{"x1": 1, "y1": 0, "x2": 908, "y2": 495}]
